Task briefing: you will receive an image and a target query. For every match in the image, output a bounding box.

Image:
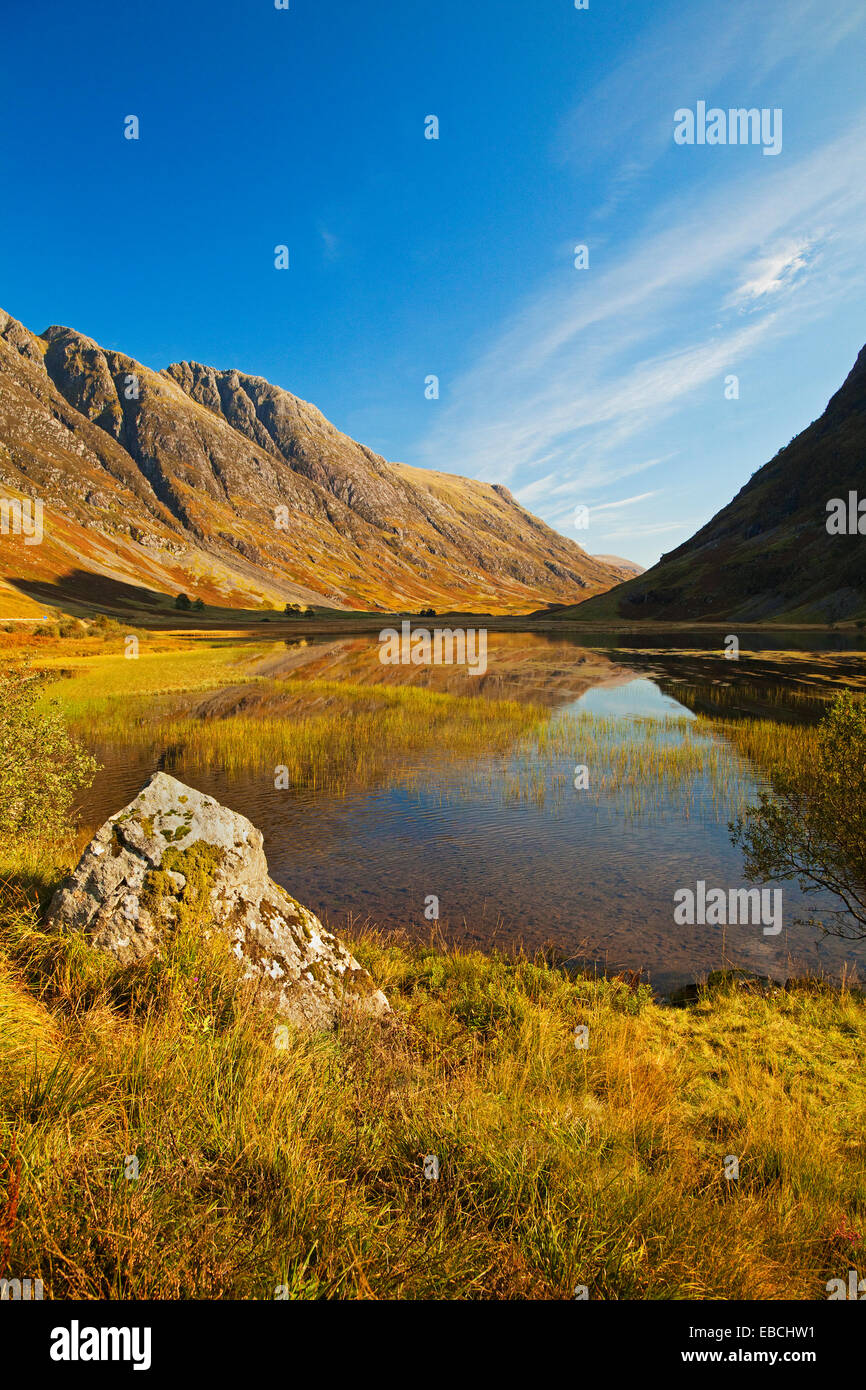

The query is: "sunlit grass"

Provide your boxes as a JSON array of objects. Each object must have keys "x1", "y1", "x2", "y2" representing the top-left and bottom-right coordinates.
[
  {"x1": 59, "y1": 674, "x2": 770, "y2": 818},
  {"x1": 36, "y1": 640, "x2": 857, "y2": 818},
  {"x1": 64, "y1": 683, "x2": 760, "y2": 818},
  {"x1": 524, "y1": 714, "x2": 755, "y2": 819},
  {"x1": 65, "y1": 678, "x2": 546, "y2": 793},
  {"x1": 39, "y1": 643, "x2": 272, "y2": 716},
  {"x1": 427, "y1": 714, "x2": 760, "y2": 822},
  {"x1": 714, "y1": 715, "x2": 819, "y2": 786},
  {"x1": 1, "y1": 885, "x2": 864, "y2": 1300}
]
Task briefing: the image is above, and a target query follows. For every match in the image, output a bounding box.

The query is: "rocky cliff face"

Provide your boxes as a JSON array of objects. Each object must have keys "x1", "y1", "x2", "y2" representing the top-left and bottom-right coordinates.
[
  {"x1": 550, "y1": 344, "x2": 866, "y2": 624},
  {"x1": 47, "y1": 773, "x2": 390, "y2": 1030},
  {"x1": 0, "y1": 308, "x2": 626, "y2": 615}
]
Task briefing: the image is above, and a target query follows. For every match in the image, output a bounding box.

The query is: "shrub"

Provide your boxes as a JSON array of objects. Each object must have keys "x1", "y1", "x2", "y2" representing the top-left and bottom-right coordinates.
[
  {"x1": 731, "y1": 692, "x2": 866, "y2": 938},
  {"x1": 89, "y1": 614, "x2": 124, "y2": 639},
  {"x1": 0, "y1": 664, "x2": 98, "y2": 843}
]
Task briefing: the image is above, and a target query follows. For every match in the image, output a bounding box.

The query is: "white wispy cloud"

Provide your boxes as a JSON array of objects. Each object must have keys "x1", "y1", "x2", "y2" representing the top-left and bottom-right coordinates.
[
  {"x1": 555, "y1": 0, "x2": 865, "y2": 182},
  {"x1": 594, "y1": 519, "x2": 696, "y2": 540},
  {"x1": 590, "y1": 492, "x2": 658, "y2": 514},
  {"x1": 415, "y1": 119, "x2": 866, "y2": 553},
  {"x1": 318, "y1": 225, "x2": 341, "y2": 262},
  {"x1": 727, "y1": 237, "x2": 816, "y2": 306}
]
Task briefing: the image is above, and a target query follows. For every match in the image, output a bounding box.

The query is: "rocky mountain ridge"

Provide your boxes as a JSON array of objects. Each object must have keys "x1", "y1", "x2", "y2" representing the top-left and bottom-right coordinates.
[{"x1": 0, "y1": 308, "x2": 630, "y2": 616}]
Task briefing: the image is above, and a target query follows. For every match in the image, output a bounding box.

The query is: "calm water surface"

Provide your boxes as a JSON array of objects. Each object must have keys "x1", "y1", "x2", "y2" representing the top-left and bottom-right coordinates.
[{"x1": 78, "y1": 632, "x2": 865, "y2": 994}]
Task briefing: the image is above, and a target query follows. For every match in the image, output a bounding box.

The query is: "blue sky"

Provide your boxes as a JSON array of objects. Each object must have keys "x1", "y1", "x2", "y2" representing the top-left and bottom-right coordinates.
[{"x1": 2, "y1": 0, "x2": 865, "y2": 566}]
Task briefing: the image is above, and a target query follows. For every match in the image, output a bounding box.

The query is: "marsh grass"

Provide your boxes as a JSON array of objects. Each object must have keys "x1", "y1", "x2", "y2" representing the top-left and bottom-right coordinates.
[
  {"x1": 524, "y1": 714, "x2": 756, "y2": 819},
  {"x1": 39, "y1": 643, "x2": 272, "y2": 717},
  {"x1": 55, "y1": 661, "x2": 763, "y2": 818},
  {"x1": 714, "y1": 715, "x2": 820, "y2": 786},
  {"x1": 1, "y1": 878, "x2": 864, "y2": 1300},
  {"x1": 39, "y1": 640, "x2": 850, "y2": 820},
  {"x1": 64, "y1": 687, "x2": 778, "y2": 824},
  {"x1": 70, "y1": 681, "x2": 547, "y2": 795},
  {"x1": 496, "y1": 703, "x2": 861, "y2": 820},
  {"x1": 423, "y1": 714, "x2": 761, "y2": 822}
]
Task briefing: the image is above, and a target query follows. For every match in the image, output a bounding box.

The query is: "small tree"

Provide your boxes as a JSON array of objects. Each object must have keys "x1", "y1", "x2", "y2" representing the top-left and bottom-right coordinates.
[
  {"x1": 0, "y1": 664, "x2": 98, "y2": 843},
  {"x1": 175, "y1": 593, "x2": 191, "y2": 611},
  {"x1": 731, "y1": 692, "x2": 866, "y2": 939},
  {"x1": 192, "y1": 597, "x2": 205, "y2": 612}
]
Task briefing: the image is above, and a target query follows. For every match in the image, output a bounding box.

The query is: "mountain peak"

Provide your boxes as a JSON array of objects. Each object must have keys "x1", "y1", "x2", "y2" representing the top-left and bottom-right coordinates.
[{"x1": 0, "y1": 309, "x2": 629, "y2": 616}]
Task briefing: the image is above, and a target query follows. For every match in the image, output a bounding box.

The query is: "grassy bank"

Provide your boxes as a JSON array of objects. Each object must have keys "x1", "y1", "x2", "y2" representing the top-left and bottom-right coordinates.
[
  {"x1": 1, "y1": 862, "x2": 864, "y2": 1300},
  {"x1": 2, "y1": 647, "x2": 864, "y2": 1301}
]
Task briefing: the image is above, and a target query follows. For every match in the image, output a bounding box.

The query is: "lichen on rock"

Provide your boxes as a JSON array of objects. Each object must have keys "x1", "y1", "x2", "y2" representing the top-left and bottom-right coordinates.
[{"x1": 46, "y1": 771, "x2": 390, "y2": 1030}]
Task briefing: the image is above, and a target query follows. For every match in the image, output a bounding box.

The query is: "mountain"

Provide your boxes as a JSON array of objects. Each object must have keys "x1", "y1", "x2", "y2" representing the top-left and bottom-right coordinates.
[
  {"x1": 549, "y1": 344, "x2": 866, "y2": 624},
  {"x1": 589, "y1": 554, "x2": 645, "y2": 580},
  {"x1": 0, "y1": 309, "x2": 628, "y2": 618}
]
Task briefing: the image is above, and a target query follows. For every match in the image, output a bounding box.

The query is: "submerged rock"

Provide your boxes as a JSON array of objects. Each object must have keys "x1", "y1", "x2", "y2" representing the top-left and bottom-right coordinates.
[{"x1": 47, "y1": 772, "x2": 390, "y2": 1030}]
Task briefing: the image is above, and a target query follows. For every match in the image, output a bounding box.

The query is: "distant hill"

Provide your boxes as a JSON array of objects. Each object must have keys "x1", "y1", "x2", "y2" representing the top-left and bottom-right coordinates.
[
  {"x1": 0, "y1": 309, "x2": 626, "y2": 617},
  {"x1": 550, "y1": 344, "x2": 866, "y2": 624},
  {"x1": 590, "y1": 554, "x2": 645, "y2": 580}
]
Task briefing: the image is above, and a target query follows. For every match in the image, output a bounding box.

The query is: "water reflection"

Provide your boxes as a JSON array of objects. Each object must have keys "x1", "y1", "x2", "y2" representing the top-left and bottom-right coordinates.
[
  {"x1": 562, "y1": 676, "x2": 697, "y2": 721},
  {"x1": 77, "y1": 632, "x2": 865, "y2": 995}
]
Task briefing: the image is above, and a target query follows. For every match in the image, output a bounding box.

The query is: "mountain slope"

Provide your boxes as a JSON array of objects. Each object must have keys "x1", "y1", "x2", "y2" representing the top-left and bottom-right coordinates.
[
  {"x1": 589, "y1": 554, "x2": 645, "y2": 580},
  {"x1": 553, "y1": 344, "x2": 866, "y2": 624},
  {"x1": 0, "y1": 309, "x2": 626, "y2": 616}
]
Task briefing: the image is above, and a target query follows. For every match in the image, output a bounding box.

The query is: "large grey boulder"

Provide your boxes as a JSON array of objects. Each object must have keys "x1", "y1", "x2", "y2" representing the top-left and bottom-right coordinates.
[{"x1": 47, "y1": 772, "x2": 390, "y2": 1030}]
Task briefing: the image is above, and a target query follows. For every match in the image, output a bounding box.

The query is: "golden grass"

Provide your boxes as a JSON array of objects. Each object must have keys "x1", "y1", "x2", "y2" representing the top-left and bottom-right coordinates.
[
  {"x1": 1, "y1": 647, "x2": 863, "y2": 1299},
  {"x1": 1, "y1": 876, "x2": 864, "y2": 1300},
  {"x1": 525, "y1": 714, "x2": 756, "y2": 819},
  {"x1": 44, "y1": 646, "x2": 804, "y2": 815},
  {"x1": 18, "y1": 636, "x2": 851, "y2": 837},
  {"x1": 66, "y1": 679, "x2": 545, "y2": 794},
  {"x1": 37, "y1": 643, "x2": 271, "y2": 712},
  {"x1": 714, "y1": 715, "x2": 819, "y2": 785}
]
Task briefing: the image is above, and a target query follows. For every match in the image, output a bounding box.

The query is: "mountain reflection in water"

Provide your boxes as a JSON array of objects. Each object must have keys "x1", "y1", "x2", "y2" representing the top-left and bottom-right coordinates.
[{"x1": 77, "y1": 632, "x2": 865, "y2": 994}]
